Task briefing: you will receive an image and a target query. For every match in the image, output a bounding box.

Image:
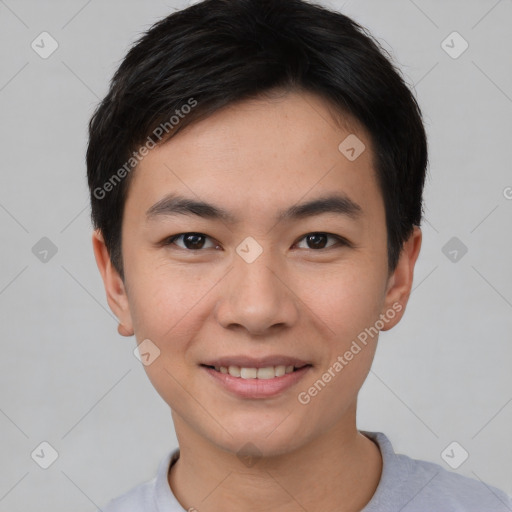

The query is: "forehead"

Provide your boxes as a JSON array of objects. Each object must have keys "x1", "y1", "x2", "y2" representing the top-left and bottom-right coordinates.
[{"x1": 124, "y1": 91, "x2": 382, "y2": 225}]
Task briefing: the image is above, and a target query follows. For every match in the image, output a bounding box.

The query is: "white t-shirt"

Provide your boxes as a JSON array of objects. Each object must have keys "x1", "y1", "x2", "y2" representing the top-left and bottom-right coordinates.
[{"x1": 98, "y1": 430, "x2": 512, "y2": 511}]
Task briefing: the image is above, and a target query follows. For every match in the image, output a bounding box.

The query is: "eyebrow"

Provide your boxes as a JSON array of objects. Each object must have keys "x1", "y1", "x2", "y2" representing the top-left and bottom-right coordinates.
[{"x1": 145, "y1": 192, "x2": 363, "y2": 224}]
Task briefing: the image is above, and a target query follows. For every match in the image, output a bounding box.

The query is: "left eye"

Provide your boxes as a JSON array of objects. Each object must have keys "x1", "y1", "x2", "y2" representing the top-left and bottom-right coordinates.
[
  {"x1": 164, "y1": 233, "x2": 219, "y2": 250},
  {"x1": 294, "y1": 232, "x2": 347, "y2": 250}
]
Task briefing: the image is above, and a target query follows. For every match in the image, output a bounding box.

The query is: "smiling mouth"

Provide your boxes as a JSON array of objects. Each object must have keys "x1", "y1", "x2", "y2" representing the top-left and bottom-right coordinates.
[{"x1": 201, "y1": 364, "x2": 312, "y2": 379}]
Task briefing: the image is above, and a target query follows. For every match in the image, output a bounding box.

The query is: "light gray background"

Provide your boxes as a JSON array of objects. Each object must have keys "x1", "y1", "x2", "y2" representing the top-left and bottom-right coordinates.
[{"x1": 1, "y1": 0, "x2": 511, "y2": 510}]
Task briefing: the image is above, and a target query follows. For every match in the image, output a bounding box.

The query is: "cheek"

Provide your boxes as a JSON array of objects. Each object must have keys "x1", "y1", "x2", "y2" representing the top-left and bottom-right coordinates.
[
  {"x1": 128, "y1": 267, "x2": 212, "y2": 408},
  {"x1": 128, "y1": 258, "x2": 217, "y2": 338},
  {"x1": 293, "y1": 269, "x2": 383, "y2": 423},
  {"x1": 295, "y1": 262, "x2": 384, "y2": 344}
]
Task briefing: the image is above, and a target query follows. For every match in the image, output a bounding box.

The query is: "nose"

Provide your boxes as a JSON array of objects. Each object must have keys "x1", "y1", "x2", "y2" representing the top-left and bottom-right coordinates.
[{"x1": 214, "y1": 250, "x2": 299, "y2": 336}]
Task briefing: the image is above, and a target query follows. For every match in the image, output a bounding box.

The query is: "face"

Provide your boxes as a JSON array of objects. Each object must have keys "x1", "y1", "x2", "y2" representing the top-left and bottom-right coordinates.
[{"x1": 93, "y1": 90, "x2": 421, "y2": 457}]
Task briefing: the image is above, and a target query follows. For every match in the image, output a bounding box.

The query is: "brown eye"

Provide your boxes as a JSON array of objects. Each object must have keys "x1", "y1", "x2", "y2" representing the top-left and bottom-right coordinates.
[
  {"x1": 165, "y1": 233, "x2": 218, "y2": 250},
  {"x1": 295, "y1": 232, "x2": 348, "y2": 250}
]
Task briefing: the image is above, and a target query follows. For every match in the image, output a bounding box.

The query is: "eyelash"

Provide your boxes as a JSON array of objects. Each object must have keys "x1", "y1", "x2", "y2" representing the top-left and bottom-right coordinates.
[{"x1": 162, "y1": 232, "x2": 351, "y2": 251}]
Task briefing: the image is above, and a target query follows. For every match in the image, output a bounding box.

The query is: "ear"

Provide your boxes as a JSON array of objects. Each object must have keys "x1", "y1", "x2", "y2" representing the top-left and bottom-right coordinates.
[
  {"x1": 92, "y1": 229, "x2": 134, "y2": 337},
  {"x1": 380, "y1": 226, "x2": 422, "y2": 331}
]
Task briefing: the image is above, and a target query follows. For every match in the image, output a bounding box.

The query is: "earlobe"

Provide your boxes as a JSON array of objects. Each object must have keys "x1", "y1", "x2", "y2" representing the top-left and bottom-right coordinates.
[
  {"x1": 380, "y1": 226, "x2": 422, "y2": 331},
  {"x1": 118, "y1": 323, "x2": 134, "y2": 337},
  {"x1": 91, "y1": 229, "x2": 134, "y2": 337}
]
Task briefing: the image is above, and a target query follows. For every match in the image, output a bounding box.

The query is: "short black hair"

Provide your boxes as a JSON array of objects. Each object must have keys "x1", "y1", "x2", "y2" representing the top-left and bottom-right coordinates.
[{"x1": 87, "y1": 0, "x2": 428, "y2": 282}]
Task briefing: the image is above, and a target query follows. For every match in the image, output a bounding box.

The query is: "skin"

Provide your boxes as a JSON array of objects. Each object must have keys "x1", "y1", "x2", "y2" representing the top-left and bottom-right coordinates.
[{"x1": 93, "y1": 90, "x2": 422, "y2": 512}]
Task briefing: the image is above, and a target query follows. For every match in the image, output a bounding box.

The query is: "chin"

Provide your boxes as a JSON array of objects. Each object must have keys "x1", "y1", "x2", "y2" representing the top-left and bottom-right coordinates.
[{"x1": 206, "y1": 413, "x2": 314, "y2": 459}]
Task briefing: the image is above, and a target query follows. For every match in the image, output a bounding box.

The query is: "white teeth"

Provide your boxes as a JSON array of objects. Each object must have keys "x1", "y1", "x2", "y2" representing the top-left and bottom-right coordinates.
[
  {"x1": 214, "y1": 364, "x2": 306, "y2": 379},
  {"x1": 275, "y1": 365, "x2": 286, "y2": 377},
  {"x1": 240, "y1": 367, "x2": 258, "y2": 379},
  {"x1": 228, "y1": 365, "x2": 241, "y2": 377},
  {"x1": 256, "y1": 367, "x2": 275, "y2": 379}
]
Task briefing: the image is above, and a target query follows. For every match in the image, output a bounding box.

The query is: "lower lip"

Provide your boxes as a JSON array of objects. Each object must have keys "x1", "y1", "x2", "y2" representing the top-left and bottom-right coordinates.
[{"x1": 202, "y1": 365, "x2": 312, "y2": 399}]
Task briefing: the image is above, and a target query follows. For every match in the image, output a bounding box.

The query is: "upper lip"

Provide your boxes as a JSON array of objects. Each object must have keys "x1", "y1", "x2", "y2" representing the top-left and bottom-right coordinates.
[{"x1": 201, "y1": 355, "x2": 311, "y2": 369}]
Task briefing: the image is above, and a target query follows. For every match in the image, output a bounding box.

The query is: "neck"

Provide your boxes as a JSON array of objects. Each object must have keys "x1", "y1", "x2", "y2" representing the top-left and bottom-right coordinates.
[{"x1": 168, "y1": 405, "x2": 382, "y2": 512}]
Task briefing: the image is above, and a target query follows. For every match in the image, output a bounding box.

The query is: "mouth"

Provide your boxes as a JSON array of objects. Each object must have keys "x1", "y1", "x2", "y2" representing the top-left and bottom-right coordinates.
[
  {"x1": 200, "y1": 363, "x2": 312, "y2": 379},
  {"x1": 200, "y1": 358, "x2": 313, "y2": 399}
]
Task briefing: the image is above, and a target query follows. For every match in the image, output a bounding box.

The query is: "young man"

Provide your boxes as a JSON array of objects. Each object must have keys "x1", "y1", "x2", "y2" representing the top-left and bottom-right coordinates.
[{"x1": 87, "y1": 0, "x2": 512, "y2": 510}]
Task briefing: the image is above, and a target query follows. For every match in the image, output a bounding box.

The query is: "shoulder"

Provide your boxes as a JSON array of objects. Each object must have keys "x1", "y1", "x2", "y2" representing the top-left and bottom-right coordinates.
[
  {"x1": 97, "y1": 448, "x2": 180, "y2": 512},
  {"x1": 100, "y1": 479, "x2": 156, "y2": 512},
  {"x1": 404, "y1": 455, "x2": 512, "y2": 511},
  {"x1": 362, "y1": 431, "x2": 512, "y2": 512}
]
